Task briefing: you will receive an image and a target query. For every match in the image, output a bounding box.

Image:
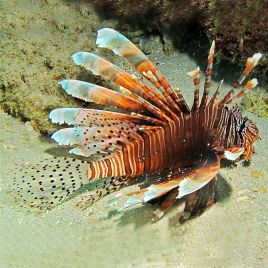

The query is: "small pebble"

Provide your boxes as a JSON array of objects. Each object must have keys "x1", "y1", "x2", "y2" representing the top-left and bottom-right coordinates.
[
  {"x1": 3, "y1": 144, "x2": 16, "y2": 150},
  {"x1": 237, "y1": 189, "x2": 251, "y2": 197},
  {"x1": 252, "y1": 171, "x2": 262, "y2": 178},
  {"x1": 24, "y1": 121, "x2": 34, "y2": 132},
  {"x1": 258, "y1": 186, "x2": 267, "y2": 194},
  {"x1": 236, "y1": 196, "x2": 250, "y2": 202}
]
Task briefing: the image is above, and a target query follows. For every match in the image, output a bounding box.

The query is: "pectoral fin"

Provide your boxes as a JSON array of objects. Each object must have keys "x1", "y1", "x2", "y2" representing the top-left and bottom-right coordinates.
[{"x1": 121, "y1": 152, "x2": 221, "y2": 214}]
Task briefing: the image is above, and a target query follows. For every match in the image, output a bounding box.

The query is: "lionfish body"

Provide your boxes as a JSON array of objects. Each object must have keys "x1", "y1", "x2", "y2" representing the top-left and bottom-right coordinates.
[{"x1": 12, "y1": 29, "x2": 261, "y2": 221}]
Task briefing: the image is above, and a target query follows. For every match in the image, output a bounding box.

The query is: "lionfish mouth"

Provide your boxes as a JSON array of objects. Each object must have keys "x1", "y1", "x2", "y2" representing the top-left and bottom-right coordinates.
[{"x1": 9, "y1": 28, "x2": 262, "y2": 222}]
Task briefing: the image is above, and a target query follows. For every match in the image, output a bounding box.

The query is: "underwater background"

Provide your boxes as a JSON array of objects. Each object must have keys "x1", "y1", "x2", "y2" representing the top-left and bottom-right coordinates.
[{"x1": 0, "y1": 0, "x2": 267, "y2": 267}]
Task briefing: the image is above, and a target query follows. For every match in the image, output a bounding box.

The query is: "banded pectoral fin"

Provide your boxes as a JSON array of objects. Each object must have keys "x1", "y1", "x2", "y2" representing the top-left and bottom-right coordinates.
[{"x1": 120, "y1": 152, "x2": 221, "y2": 220}]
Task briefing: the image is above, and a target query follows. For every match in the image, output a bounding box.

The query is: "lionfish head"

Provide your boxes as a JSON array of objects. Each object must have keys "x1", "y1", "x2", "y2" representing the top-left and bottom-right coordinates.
[
  {"x1": 240, "y1": 118, "x2": 259, "y2": 160},
  {"x1": 229, "y1": 106, "x2": 260, "y2": 160}
]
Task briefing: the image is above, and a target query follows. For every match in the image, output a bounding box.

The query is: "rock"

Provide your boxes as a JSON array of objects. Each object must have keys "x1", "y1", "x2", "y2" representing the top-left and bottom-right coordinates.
[
  {"x1": 0, "y1": 1, "x2": 112, "y2": 133},
  {"x1": 1, "y1": 0, "x2": 267, "y2": 134},
  {"x1": 92, "y1": 0, "x2": 268, "y2": 80}
]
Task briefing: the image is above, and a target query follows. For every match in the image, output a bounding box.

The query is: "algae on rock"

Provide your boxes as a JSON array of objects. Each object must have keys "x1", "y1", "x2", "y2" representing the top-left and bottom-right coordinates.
[
  {"x1": 241, "y1": 90, "x2": 268, "y2": 119},
  {"x1": 1, "y1": 0, "x2": 268, "y2": 134},
  {"x1": 0, "y1": 0, "x2": 106, "y2": 133}
]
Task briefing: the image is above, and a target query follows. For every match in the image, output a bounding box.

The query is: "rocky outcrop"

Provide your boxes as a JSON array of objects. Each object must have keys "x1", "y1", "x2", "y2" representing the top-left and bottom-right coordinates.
[
  {"x1": 93, "y1": 0, "x2": 268, "y2": 78},
  {"x1": 1, "y1": 0, "x2": 267, "y2": 134}
]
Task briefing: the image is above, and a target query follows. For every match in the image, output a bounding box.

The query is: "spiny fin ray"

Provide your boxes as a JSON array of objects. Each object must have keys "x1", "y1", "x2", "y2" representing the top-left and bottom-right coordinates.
[
  {"x1": 96, "y1": 28, "x2": 187, "y2": 113},
  {"x1": 49, "y1": 108, "x2": 156, "y2": 126},
  {"x1": 59, "y1": 79, "x2": 145, "y2": 113},
  {"x1": 218, "y1": 53, "x2": 262, "y2": 106}
]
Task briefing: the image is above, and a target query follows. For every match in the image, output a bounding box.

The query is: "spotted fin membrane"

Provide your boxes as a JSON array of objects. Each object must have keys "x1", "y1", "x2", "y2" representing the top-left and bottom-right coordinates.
[{"x1": 10, "y1": 157, "x2": 88, "y2": 209}]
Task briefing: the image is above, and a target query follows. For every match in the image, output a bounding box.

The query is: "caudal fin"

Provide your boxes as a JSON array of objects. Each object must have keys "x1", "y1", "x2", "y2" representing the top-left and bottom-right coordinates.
[{"x1": 9, "y1": 157, "x2": 89, "y2": 209}]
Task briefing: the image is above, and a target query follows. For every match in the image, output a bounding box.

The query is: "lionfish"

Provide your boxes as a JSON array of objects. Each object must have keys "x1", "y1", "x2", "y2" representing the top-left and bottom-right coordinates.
[{"x1": 11, "y1": 28, "x2": 262, "y2": 221}]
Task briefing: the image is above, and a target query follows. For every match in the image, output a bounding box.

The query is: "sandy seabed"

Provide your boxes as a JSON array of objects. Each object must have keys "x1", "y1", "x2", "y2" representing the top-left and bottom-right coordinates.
[{"x1": 1, "y1": 1, "x2": 268, "y2": 267}]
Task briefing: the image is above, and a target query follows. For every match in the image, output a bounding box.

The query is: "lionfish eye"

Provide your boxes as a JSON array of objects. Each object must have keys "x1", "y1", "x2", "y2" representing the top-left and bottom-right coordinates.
[{"x1": 238, "y1": 119, "x2": 249, "y2": 133}]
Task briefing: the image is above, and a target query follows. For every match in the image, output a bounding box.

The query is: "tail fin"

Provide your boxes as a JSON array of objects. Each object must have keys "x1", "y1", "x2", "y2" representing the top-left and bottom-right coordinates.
[{"x1": 9, "y1": 157, "x2": 89, "y2": 209}]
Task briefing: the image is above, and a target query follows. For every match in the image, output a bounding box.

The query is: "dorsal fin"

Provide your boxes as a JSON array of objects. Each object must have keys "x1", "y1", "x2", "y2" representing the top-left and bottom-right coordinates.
[
  {"x1": 207, "y1": 79, "x2": 224, "y2": 107},
  {"x1": 59, "y1": 80, "x2": 146, "y2": 114},
  {"x1": 72, "y1": 52, "x2": 174, "y2": 117},
  {"x1": 187, "y1": 67, "x2": 200, "y2": 111},
  {"x1": 72, "y1": 52, "x2": 174, "y2": 121},
  {"x1": 226, "y1": 78, "x2": 258, "y2": 105},
  {"x1": 200, "y1": 41, "x2": 215, "y2": 108},
  {"x1": 96, "y1": 28, "x2": 189, "y2": 113},
  {"x1": 218, "y1": 53, "x2": 262, "y2": 107}
]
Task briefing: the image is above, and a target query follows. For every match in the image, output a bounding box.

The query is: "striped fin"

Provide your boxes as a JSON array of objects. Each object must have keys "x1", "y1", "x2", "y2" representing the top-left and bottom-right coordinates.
[
  {"x1": 200, "y1": 41, "x2": 215, "y2": 108},
  {"x1": 85, "y1": 124, "x2": 171, "y2": 181},
  {"x1": 226, "y1": 78, "x2": 258, "y2": 105},
  {"x1": 123, "y1": 178, "x2": 183, "y2": 209},
  {"x1": 68, "y1": 145, "x2": 117, "y2": 159},
  {"x1": 86, "y1": 152, "x2": 128, "y2": 180},
  {"x1": 49, "y1": 108, "x2": 159, "y2": 126},
  {"x1": 187, "y1": 67, "x2": 200, "y2": 111},
  {"x1": 180, "y1": 177, "x2": 218, "y2": 222},
  {"x1": 50, "y1": 110, "x2": 169, "y2": 181},
  {"x1": 218, "y1": 53, "x2": 262, "y2": 107},
  {"x1": 153, "y1": 176, "x2": 218, "y2": 221},
  {"x1": 72, "y1": 52, "x2": 173, "y2": 118},
  {"x1": 51, "y1": 126, "x2": 121, "y2": 146},
  {"x1": 152, "y1": 188, "x2": 179, "y2": 220},
  {"x1": 122, "y1": 152, "x2": 220, "y2": 209},
  {"x1": 51, "y1": 127, "x2": 121, "y2": 158},
  {"x1": 207, "y1": 79, "x2": 224, "y2": 107},
  {"x1": 59, "y1": 80, "x2": 145, "y2": 113},
  {"x1": 51, "y1": 120, "x2": 143, "y2": 158},
  {"x1": 96, "y1": 28, "x2": 186, "y2": 113}
]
